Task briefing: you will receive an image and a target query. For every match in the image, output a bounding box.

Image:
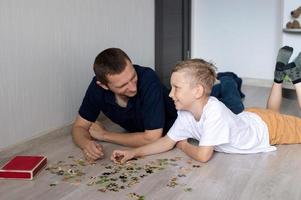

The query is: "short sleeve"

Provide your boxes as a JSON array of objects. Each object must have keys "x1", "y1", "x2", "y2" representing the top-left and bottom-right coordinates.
[
  {"x1": 140, "y1": 71, "x2": 165, "y2": 130},
  {"x1": 167, "y1": 112, "x2": 192, "y2": 142},
  {"x1": 198, "y1": 105, "x2": 231, "y2": 146},
  {"x1": 78, "y1": 80, "x2": 101, "y2": 122}
]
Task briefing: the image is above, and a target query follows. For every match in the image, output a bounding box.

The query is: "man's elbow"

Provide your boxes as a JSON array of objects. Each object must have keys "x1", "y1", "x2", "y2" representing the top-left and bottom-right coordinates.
[
  {"x1": 143, "y1": 131, "x2": 162, "y2": 143},
  {"x1": 71, "y1": 125, "x2": 78, "y2": 139}
]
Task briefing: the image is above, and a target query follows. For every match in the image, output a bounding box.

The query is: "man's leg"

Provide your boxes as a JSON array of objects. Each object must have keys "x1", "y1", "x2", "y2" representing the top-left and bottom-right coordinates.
[
  {"x1": 219, "y1": 76, "x2": 244, "y2": 114},
  {"x1": 266, "y1": 46, "x2": 293, "y2": 112}
]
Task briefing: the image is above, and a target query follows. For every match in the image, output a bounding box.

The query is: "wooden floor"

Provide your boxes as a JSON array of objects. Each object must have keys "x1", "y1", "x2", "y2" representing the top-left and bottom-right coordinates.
[{"x1": 1, "y1": 85, "x2": 301, "y2": 200}]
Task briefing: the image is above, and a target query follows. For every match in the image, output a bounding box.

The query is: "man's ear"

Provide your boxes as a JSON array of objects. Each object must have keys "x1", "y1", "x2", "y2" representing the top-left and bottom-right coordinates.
[
  {"x1": 194, "y1": 84, "x2": 205, "y2": 99},
  {"x1": 96, "y1": 81, "x2": 109, "y2": 90}
]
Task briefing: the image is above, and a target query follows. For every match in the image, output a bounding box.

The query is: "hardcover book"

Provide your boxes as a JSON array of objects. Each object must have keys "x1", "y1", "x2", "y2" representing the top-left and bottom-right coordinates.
[{"x1": 0, "y1": 155, "x2": 47, "y2": 180}]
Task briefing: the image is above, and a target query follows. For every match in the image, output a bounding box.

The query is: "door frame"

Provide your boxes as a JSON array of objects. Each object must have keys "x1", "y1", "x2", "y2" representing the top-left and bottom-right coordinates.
[{"x1": 155, "y1": 0, "x2": 191, "y2": 83}]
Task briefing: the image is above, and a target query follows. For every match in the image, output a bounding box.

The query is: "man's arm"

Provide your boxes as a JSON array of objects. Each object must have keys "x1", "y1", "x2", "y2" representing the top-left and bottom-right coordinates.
[
  {"x1": 72, "y1": 115, "x2": 104, "y2": 161},
  {"x1": 176, "y1": 140, "x2": 214, "y2": 163},
  {"x1": 89, "y1": 122, "x2": 163, "y2": 147}
]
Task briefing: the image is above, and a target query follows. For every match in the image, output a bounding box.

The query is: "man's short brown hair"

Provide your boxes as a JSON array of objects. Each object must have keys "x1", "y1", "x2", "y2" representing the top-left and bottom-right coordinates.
[
  {"x1": 172, "y1": 59, "x2": 217, "y2": 96},
  {"x1": 93, "y1": 48, "x2": 132, "y2": 84}
]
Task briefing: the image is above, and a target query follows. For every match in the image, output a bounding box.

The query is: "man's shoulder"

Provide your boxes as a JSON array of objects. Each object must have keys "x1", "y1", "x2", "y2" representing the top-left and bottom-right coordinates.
[
  {"x1": 85, "y1": 76, "x2": 106, "y2": 95},
  {"x1": 134, "y1": 64, "x2": 162, "y2": 90},
  {"x1": 134, "y1": 65, "x2": 158, "y2": 80}
]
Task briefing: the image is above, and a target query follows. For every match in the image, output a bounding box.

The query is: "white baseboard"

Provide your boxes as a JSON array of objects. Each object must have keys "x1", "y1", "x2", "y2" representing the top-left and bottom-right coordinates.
[
  {"x1": 242, "y1": 77, "x2": 294, "y2": 89},
  {"x1": 0, "y1": 122, "x2": 73, "y2": 152},
  {"x1": 242, "y1": 77, "x2": 273, "y2": 88}
]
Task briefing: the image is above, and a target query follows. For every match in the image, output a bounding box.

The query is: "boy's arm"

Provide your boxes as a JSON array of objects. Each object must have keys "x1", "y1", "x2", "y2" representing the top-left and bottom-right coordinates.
[
  {"x1": 177, "y1": 140, "x2": 214, "y2": 163},
  {"x1": 111, "y1": 135, "x2": 176, "y2": 164}
]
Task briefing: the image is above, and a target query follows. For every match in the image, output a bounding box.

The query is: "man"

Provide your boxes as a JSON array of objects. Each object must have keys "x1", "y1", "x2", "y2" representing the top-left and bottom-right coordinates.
[{"x1": 72, "y1": 48, "x2": 177, "y2": 161}]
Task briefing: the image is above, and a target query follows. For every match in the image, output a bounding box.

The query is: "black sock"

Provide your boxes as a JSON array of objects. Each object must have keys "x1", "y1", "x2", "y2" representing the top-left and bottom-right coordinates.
[
  {"x1": 285, "y1": 52, "x2": 301, "y2": 84},
  {"x1": 274, "y1": 46, "x2": 293, "y2": 83}
]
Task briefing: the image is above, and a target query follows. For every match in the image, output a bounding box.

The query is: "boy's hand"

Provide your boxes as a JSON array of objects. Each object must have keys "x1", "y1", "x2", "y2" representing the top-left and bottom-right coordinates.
[
  {"x1": 111, "y1": 150, "x2": 135, "y2": 164},
  {"x1": 89, "y1": 122, "x2": 107, "y2": 141}
]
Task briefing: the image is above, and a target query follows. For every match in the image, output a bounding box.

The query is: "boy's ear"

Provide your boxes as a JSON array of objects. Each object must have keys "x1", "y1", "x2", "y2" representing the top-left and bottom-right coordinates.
[
  {"x1": 194, "y1": 84, "x2": 205, "y2": 99},
  {"x1": 96, "y1": 81, "x2": 109, "y2": 90}
]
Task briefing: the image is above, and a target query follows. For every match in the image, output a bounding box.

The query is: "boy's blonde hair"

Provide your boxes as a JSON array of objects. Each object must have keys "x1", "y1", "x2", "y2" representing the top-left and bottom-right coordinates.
[{"x1": 172, "y1": 58, "x2": 217, "y2": 96}]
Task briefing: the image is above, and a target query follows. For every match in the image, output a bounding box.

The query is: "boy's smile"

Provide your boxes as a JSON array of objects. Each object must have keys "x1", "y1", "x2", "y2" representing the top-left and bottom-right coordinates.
[
  {"x1": 169, "y1": 71, "x2": 196, "y2": 111},
  {"x1": 169, "y1": 70, "x2": 209, "y2": 121}
]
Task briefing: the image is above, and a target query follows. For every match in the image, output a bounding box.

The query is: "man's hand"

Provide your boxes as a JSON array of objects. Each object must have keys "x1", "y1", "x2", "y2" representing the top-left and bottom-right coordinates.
[
  {"x1": 89, "y1": 122, "x2": 107, "y2": 141},
  {"x1": 82, "y1": 140, "x2": 104, "y2": 161},
  {"x1": 111, "y1": 150, "x2": 135, "y2": 164}
]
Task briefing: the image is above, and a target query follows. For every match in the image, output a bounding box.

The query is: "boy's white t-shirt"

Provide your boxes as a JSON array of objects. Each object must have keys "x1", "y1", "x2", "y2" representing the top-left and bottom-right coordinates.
[{"x1": 167, "y1": 97, "x2": 276, "y2": 154}]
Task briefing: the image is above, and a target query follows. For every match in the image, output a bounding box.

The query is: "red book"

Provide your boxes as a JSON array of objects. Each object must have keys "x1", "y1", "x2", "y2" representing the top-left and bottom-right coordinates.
[{"x1": 0, "y1": 155, "x2": 47, "y2": 180}]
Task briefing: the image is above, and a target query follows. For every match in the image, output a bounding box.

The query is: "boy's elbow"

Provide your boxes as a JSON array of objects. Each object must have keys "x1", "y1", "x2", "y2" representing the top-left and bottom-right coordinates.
[
  {"x1": 197, "y1": 156, "x2": 211, "y2": 163},
  {"x1": 195, "y1": 152, "x2": 213, "y2": 163}
]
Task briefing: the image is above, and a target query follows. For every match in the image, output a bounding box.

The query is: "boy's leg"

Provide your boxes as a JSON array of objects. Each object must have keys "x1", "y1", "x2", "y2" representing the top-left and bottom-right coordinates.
[
  {"x1": 247, "y1": 108, "x2": 301, "y2": 145},
  {"x1": 286, "y1": 53, "x2": 301, "y2": 109},
  {"x1": 294, "y1": 83, "x2": 301, "y2": 109},
  {"x1": 267, "y1": 46, "x2": 293, "y2": 112},
  {"x1": 266, "y1": 83, "x2": 282, "y2": 112}
]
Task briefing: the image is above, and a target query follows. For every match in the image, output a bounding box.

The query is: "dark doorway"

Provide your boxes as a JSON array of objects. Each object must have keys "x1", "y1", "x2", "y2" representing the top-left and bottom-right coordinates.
[{"x1": 155, "y1": 0, "x2": 191, "y2": 88}]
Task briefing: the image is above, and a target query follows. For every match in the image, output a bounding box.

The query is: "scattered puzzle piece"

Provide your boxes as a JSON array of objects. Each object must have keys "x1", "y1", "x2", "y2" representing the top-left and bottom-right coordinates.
[
  {"x1": 46, "y1": 155, "x2": 202, "y2": 198},
  {"x1": 128, "y1": 192, "x2": 145, "y2": 200}
]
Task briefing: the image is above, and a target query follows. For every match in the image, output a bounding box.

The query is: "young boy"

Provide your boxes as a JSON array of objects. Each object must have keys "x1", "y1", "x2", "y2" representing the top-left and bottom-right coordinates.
[{"x1": 111, "y1": 46, "x2": 301, "y2": 164}]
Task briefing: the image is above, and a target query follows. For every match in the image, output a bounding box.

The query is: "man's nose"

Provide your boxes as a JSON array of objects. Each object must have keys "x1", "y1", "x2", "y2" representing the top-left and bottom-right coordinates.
[
  {"x1": 128, "y1": 81, "x2": 137, "y2": 92},
  {"x1": 169, "y1": 89, "x2": 173, "y2": 98}
]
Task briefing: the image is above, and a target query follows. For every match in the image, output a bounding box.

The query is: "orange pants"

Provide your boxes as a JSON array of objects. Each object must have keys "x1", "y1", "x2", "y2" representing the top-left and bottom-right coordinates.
[{"x1": 246, "y1": 108, "x2": 301, "y2": 145}]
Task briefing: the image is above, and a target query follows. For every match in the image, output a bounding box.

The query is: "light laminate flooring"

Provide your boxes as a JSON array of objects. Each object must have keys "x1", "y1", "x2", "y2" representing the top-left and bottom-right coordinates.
[{"x1": 1, "y1": 85, "x2": 301, "y2": 200}]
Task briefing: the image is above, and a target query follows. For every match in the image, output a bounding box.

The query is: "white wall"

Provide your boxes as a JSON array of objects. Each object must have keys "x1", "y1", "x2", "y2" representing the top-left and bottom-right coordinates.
[
  {"x1": 191, "y1": 0, "x2": 282, "y2": 80},
  {"x1": 283, "y1": 0, "x2": 301, "y2": 59},
  {"x1": 0, "y1": 0, "x2": 154, "y2": 149}
]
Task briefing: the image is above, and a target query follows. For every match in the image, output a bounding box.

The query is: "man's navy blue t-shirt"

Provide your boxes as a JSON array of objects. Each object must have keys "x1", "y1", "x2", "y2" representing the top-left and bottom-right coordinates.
[{"x1": 79, "y1": 65, "x2": 177, "y2": 134}]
